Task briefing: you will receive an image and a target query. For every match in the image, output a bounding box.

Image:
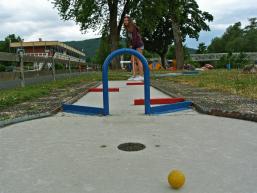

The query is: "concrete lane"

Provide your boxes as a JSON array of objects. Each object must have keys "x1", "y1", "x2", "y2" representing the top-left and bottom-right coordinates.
[{"x1": 0, "y1": 81, "x2": 256, "y2": 193}]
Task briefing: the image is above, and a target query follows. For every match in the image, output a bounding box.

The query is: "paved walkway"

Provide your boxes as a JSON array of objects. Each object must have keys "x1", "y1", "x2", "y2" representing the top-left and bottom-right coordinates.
[{"x1": 1, "y1": 81, "x2": 257, "y2": 193}]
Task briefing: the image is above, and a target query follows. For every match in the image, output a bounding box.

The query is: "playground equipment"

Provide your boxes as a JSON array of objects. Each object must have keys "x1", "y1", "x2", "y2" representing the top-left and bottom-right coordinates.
[
  {"x1": 149, "y1": 62, "x2": 162, "y2": 70},
  {"x1": 62, "y1": 48, "x2": 192, "y2": 115}
]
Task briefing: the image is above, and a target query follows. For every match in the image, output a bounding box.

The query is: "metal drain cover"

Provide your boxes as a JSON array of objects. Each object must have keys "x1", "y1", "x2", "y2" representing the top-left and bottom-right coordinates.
[{"x1": 118, "y1": 143, "x2": 146, "y2": 152}]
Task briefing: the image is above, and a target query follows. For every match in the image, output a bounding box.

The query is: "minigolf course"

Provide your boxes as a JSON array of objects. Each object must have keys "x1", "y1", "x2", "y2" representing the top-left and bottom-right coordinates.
[
  {"x1": 62, "y1": 49, "x2": 192, "y2": 116},
  {"x1": 1, "y1": 49, "x2": 257, "y2": 193}
]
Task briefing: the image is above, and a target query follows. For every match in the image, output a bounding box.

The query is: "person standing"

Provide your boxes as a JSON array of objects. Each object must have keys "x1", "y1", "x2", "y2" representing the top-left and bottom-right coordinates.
[{"x1": 123, "y1": 15, "x2": 144, "y2": 81}]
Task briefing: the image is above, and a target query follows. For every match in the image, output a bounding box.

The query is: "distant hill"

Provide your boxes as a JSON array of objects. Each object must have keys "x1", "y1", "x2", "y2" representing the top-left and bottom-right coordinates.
[
  {"x1": 65, "y1": 38, "x2": 126, "y2": 59},
  {"x1": 65, "y1": 38, "x2": 101, "y2": 58},
  {"x1": 65, "y1": 38, "x2": 197, "y2": 59},
  {"x1": 187, "y1": 47, "x2": 197, "y2": 54}
]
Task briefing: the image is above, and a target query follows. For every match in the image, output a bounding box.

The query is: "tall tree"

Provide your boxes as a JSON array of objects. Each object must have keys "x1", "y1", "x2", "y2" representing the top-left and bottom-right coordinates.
[
  {"x1": 207, "y1": 37, "x2": 225, "y2": 53},
  {"x1": 196, "y1": 42, "x2": 207, "y2": 54},
  {"x1": 140, "y1": 16, "x2": 174, "y2": 68},
  {"x1": 132, "y1": 0, "x2": 213, "y2": 70},
  {"x1": 52, "y1": 0, "x2": 138, "y2": 69},
  {"x1": 208, "y1": 18, "x2": 257, "y2": 53},
  {"x1": 244, "y1": 18, "x2": 257, "y2": 52},
  {"x1": 168, "y1": 0, "x2": 213, "y2": 69},
  {"x1": 0, "y1": 34, "x2": 21, "y2": 52},
  {"x1": 131, "y1": 0, "x2": 172, "y2": 67}
]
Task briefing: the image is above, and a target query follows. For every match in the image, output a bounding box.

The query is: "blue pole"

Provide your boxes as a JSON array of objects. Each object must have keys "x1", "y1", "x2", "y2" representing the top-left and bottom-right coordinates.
[
  {"x1": 226, "y1": 63, "x2": 231, "y2": 70},
  {"x1": 102, "y1": 48, "x2": 151, "y2": 115},
  {"x1": 102, "y1": 57, "x2": 110, "y2": 115}
]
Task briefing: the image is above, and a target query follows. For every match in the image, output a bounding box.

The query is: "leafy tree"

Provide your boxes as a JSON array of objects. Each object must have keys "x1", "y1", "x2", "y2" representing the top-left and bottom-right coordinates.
[
  {"x1": 94, "y1": 35, "x2": 111, "y2": 67},
  {"x1": 196, "y1": 42, "x2": 207, "y2": 54},
  {"x1": 216, "y1": 52, "x2": 249, "y2": 69},
  {"x1": 166, "y1": 45, "x2": 176, "y2": 59},
  {"x1": 0, "y1": 34, "x2": 22, "y2": 52},
  {"x1": 0, "y1": 64, "x2": 5, "y2": 72},
  {"x1": 52, "y1": 0, "x2": 139, "y2": 69},
  {"x1": 234, "y1": 53, "x2": 249, "y2": 69},
  {"x1": 0, "y1": 34, "x2": 22, "y2": 68},
  {"x1": 133, "y1": 0, "x2": 213, "y2": 69},
  {"x1": 167, "y1": 0, "x2": 213, "y2": 69},
  {"x1": 129, "y1": 0, "x2": 171, "y2": 67},
  {"x1": 243, "y1": 18, "x2": 257, "y2": 52},
  {"x1": 208, "y1": 18, "x2": 257, "y2": 53},
  {"x1": 208, "y1": 37, "x2": 225, "y2": 53},
  {"x1": 141, "y1": 16, "x2": 174, "y2": 68},
  {"x1": 244, "y1": 18, "x2": 257, "y2": 31}
]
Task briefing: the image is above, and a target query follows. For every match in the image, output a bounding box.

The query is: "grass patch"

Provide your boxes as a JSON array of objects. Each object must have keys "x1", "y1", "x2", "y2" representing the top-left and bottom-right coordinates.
[
  {"x1": 156, "y1": 70, "x2": 257, "y2": 99},
  {"x1": 0, "y1": 114, "x2": 11, "y2": 121},
  {"x1": 0, "y1": 71, "x2": 130, "y2": 109}
]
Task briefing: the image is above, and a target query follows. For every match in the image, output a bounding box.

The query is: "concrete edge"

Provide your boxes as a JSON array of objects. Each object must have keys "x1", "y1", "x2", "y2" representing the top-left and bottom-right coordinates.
[
  {"x1": 0, "y1": 81, "x2": 101, "y2": 129},
  {"x1": 151, "y1": 83, "x2": 257, "y2": 123}
]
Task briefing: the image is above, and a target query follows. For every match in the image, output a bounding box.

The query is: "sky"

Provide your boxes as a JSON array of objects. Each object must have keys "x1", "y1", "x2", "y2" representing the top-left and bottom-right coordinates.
[{"x1": 0, "y1": 0, "x2": 256, "y2": 48}]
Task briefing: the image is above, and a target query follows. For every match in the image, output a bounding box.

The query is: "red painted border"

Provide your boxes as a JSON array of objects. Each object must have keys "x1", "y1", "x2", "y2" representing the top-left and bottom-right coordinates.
[
  {"x1": 126, "y1": 82, "x2": 144, "y2": 85},
  {"x1": 89, "y1": 88, "x2": 120, "y2": 92},
  {"x1": 134, "y1": 98, "x2": 185, "y2": 105}
]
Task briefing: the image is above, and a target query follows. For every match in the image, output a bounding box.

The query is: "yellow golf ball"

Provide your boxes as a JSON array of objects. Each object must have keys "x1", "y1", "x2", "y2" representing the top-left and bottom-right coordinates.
[{"x1": 168, "y1": 170, "x2": 186, "y2": 189}]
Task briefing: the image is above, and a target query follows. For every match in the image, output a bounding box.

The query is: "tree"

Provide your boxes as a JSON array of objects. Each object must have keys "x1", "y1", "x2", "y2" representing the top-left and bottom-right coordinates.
[
  {"x1": 243, "y1": 18, "x2": 257, "y2": 52},
  {"x1": 129, "y1": 0, "x2": 172, "y2": 67},
  {"x1": 208, "y1": 18, "x2": 257, "y2": 53},
  {"x1": 196, "y1": 42, "x2": 207, "y2": 54},
  {"x1": 52, "y1": 0, "x2": 139, "y2": 69},
  {"x1": 208, "y1": 37, "x2": 224, "y2": 53},
  {"x1": 0, "y1": 34, "x2": 22, "y2": 69},
  {"x1": 140, "y1": 16, "x2": 174, "y2": 68},
  {"x1": 132, "y1": 0, "x2": 213, "y2": 70},
  {"x1": 167, "y1": 45, "x2": 176, "y2": 59},
  {"x1": 168, "y1": 0, "x2": 213, "y2": 69},
  {"x1": 0, "y1": 34, "x2": 22, "y2": 52},
  {"x1": 94, "y1": 34, "x2": 111, "y2": 67}
]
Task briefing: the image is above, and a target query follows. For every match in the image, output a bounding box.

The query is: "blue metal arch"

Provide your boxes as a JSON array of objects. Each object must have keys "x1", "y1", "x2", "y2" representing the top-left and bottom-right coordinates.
[{"x1": 102, "y1": 48, "x2": 151, "y2": 115}]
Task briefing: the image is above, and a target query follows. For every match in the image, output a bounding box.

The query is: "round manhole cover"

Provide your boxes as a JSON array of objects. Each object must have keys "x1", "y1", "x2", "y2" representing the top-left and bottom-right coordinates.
[{"x1": 118, "y1": 143, "x2": 146, "y2": 152}]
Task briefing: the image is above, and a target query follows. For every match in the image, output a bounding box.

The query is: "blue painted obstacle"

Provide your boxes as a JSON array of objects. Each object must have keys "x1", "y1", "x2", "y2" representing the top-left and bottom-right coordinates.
[
  {"x1": 62, "y1": 48, "x2": 192, "y2": 116},
  {"x1": 102, "y1": 48, "x2": 151, "y2": 115},
  {"x1": 62, "y1": 104, "x2": 104, "y2": 115},
  {"x1": 150, "y1": 101, "x2": 192, "y2": 115}
]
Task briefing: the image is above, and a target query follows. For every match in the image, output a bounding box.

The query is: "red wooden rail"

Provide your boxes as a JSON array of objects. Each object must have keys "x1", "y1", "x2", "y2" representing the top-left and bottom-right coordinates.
[
  {"x1": 89, "y1": 88, "x2": 120, "y2": 92},
  {"x1": 134, "y1": 98, "x2": 185, "y2": 105},
  {"x1": 126, "y1": 82, "x2": 144, "y2": 86}
]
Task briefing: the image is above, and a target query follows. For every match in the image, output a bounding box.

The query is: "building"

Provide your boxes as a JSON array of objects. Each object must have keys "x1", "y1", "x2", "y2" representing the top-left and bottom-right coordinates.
[
  {"x1": 10, "y1": 40, "x2": 85, "y2": 61},
  {"x1": 10, "y1": 40, "x2": 86, "y2": 71}
]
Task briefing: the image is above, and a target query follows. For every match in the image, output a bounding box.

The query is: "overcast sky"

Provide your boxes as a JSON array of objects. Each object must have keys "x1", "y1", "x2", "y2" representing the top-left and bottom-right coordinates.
[{"x1": 0, "y1": 0, "x2": 256, "y2": 48}]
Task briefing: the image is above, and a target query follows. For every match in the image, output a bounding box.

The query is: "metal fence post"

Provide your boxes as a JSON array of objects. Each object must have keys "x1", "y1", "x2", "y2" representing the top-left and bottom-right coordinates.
[
  {"x1": 52, "y1": 57, "x2": 56, "y2": 81},
  {"x1": 68, "y1": 58, "x2": 71, "y2": 75},
  {"x1": 19, "y1": 52, "x2": 25, "y2": 87}
]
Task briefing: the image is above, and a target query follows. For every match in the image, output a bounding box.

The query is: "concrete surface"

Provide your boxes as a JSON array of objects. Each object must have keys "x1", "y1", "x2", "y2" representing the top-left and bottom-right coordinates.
[{"x1": 0, "y1": 81, "x2": 257, "y2": 193}]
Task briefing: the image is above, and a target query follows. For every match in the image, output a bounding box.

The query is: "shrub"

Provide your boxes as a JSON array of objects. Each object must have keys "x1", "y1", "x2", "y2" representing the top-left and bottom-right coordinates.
[
  {"x1": 55, "y1": 63, "x2": 65, "y2": 70},
  {"x1": 0, "y1": 64, "x2": 5, "y2": 72}
]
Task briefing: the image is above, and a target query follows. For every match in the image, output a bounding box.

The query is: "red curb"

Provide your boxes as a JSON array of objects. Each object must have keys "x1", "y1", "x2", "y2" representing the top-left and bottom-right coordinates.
[
  {"x1": 127, "y1": 82, "x2": 144, "y2": 86},
  {"x1": 134, "y1": 98, "x2": 185, "y2": 105},
  {"x1": 88, "y1": 88, "x2": 120, "y2": 92}
]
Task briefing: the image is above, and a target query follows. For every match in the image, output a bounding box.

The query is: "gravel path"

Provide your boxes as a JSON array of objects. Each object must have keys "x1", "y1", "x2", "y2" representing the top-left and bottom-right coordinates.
[
  {"x1": 152, "y1": 80, "x2": 257, "y2": 122},
  {"x1": 0, "y1": 81, "x2": 100, "y2": 124}
]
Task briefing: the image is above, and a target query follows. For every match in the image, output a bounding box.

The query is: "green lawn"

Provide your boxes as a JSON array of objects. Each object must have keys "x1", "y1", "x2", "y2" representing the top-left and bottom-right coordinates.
[
  {"x1": 155, "y1": 70, "x2": 257, "y2": 99},
  {"x1": 1, "y1": 70, "x2": 256, "y2": 109},
  {"x1": 0, "y1": 71, "x2": 129, "y2": 109}
]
